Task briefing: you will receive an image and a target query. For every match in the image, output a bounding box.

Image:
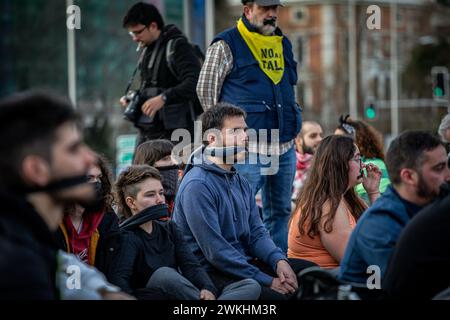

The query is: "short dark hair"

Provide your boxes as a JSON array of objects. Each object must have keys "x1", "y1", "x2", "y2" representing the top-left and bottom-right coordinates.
[
  {"x1": 123, "y1": 2, "x2": 164, "y2": 29},
  {"x1": 133, "y1": 139, "x2": 174, "y2": 167},
  {"x1": 0, "y1": 90, "x2": 79, "y2": 190},
  {"x1": 201, "y1": 102, "x2": 246, "y2": 143},
  {"x1": 115, "y1": 165, "x2": 162, "y2": 218},
  {"x1": 386, "y1": 131, "x2": 444, "y2": 185}
]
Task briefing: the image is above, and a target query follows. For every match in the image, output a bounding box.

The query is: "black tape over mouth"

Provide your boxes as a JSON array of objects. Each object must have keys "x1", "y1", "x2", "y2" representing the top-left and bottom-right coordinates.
[{"x1": 21, "y1": 175, "x2": 90, "y2": 194}]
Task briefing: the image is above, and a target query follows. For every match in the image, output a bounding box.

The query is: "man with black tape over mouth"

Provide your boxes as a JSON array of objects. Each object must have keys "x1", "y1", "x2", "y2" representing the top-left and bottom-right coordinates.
[
  {"x1": 0, "y1": 91, "x2": 96, "y2": 299},
  {"x1": 197, "y1": 0, "x2": 303, "y2": 255},
  {"x1": 174, "y1": 103, "x2": 311, "y2": 300}
]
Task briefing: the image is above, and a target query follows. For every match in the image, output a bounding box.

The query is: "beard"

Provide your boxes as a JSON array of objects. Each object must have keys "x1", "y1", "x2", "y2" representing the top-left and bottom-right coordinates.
[
  {"x1": 416, "y1": 173, "x2": 441, "y2": 201},
  {"x1": 250, "y1": 17, "x2": 277, "y2": 36},
  {"x1": 301, "y1": 138, "x2": 316, "y2": 155}
]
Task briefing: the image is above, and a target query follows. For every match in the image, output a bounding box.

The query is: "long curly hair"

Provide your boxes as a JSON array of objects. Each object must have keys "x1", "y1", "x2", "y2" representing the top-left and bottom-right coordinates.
[
  {"x1": 63, "y1": 154, "x2": 114, "y2": 215},
  {"x1": 97, "y1": 154, "x2": 114, "y2": 211},
  {"x1": 337, "y1": 115, "x2": 384, "y2": 160},
  {"x1": 293, "y1": 135, "x2": 366, "y2": 238}
]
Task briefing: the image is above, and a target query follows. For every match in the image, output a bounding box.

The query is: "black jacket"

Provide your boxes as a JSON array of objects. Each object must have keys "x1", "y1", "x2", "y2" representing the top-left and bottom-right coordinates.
[
  {"x1": 138, "y1": 24, "x2": 201, "y2": 133},
  {"x1": 55, "y1": 209, "x2": 119, "y2": 276},
  {"x1": 108, "y1": 218, "x2": 218, "y2": 299},
  {"x1": 0, "y1": 192, "x2": 59, "y2": 299},
  {"x1": 383, "y1": 191, "x2": 450, "y2": 299}
]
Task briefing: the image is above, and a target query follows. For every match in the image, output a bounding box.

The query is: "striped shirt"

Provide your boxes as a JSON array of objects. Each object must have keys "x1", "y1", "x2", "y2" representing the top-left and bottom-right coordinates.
[{"x1": 196, "y1": 40, "x2": 295, "y2": 156}]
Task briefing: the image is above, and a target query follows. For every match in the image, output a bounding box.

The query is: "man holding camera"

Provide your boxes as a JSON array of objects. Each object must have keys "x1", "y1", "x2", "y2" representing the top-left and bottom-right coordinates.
[{"x1": 120, "y1": 2, "x2": 202, "y2": 146}]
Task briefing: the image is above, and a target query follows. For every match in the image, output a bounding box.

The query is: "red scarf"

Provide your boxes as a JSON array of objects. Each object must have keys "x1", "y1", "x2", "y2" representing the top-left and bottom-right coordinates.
[
  {"x1": 63, "y1": 210, "x2": 105, "y2": 264},
  {"x1": 292, "y1": 152, "x2": 313, "y2": 200},
  {"x1": 295, "y1": 152, "x2": 313, "y2": 180}
]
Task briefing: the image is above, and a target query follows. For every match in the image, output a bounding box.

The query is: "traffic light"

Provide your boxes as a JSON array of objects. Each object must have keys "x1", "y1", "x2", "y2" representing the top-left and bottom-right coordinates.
[
  {"x1": 434, "y1": 72, "x2": 445, "y2": 98},
  {"x1": 432, "y1": 67, "x2": 449, "y2": 101},
  {"x1": 364, "y1": 103, "x2": 377, "y2": 121}
]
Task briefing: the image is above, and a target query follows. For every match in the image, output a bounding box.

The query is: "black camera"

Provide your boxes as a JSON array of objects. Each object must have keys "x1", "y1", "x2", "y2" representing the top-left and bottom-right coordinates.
[
  {"x1": 123, "y1": 90, "x2": 143, "y2": 123},
  {"x1": 123, "y1": 89, "x2": 159, "y2": 130}
]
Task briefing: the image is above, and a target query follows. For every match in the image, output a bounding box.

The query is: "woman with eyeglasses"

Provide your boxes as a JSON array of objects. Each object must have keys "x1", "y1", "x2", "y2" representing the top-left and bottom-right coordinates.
[
  {"x1": 287, "y1": 135, "x2": 381, "y2": 269},
  {"x1": 335, "y1": 114, "x2": 390, "y2": 204},
  {"x1": 56, "y1": 154, "x2": 119, "y2": 275}
]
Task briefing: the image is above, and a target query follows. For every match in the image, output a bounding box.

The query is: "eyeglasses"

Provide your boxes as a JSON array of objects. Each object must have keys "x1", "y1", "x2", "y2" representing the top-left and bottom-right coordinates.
[
  {"x1": 128, "y1": 26, "x2": 147, "y2": 37},
  {"x1": 351, "y1": 155, "x2": 362, "y2": 164}
]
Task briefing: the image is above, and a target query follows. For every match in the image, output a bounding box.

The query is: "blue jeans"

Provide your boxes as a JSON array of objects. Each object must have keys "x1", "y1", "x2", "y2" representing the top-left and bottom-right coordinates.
[{"x1": 235, "y1": 146, "x2": 296, "y2": 253}]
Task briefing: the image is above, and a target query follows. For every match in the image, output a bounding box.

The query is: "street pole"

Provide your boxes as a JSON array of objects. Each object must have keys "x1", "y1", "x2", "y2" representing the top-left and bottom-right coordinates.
[
  {"x1": 183, "y1": 0, "x2": 192, "y2": 41},
  {"x1": 348, "y1": 0, "x2": 358, "y2": 119},
  {"x1": 205, "y1": 0, "x2": 215, "y2": 49},
  {"x1": 390, "y1": 1, "x2": 399, "y2": 136},
  {"x1": 66, "y1": 0, "x2": 77, "y2": 108}
]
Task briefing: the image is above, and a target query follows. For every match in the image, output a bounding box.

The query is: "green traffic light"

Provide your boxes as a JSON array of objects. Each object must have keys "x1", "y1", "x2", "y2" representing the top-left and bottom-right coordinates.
[
  {"x1": 366, "y1": 107, "x2": 376, "y2": 119},
  {"x1": 434, "y1": 87, "x2": 444, "y2": 97}
]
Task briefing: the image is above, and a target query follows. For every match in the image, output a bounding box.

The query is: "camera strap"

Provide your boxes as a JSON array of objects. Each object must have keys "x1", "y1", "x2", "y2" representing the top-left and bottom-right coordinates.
[{"x1": 124, "y1": 47, "x2": 148, "y2": 95}]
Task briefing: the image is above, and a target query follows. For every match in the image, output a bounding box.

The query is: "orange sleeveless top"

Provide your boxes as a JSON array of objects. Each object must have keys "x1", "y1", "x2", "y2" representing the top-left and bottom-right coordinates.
[{"x1": 287, "y1": 207, "x2": 356, "y2": 269}]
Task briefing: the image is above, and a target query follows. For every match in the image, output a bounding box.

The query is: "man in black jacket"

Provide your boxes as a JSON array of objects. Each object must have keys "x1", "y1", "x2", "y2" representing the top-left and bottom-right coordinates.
[
  {"x1": 383, "y1": 186, "x2": 450, "y2": 299},
  {"x1": 0, "y1": 91, "x2": 96, "y2": 299},
  {"x1": 120, "y1": 2, "x2": 202, "y2": 146}
]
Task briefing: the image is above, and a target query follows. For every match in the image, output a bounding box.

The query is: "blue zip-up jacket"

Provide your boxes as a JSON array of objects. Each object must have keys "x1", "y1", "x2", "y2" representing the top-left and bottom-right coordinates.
[
  {"x1": 339, "y1": 186, "x2": 423, "y2": 284},
  {"x1": 213, "y1": 16, "x2": 302, "y2": 143},
  {"x1": 173, "y1": 152, "x2": 286, "y2": 286}
]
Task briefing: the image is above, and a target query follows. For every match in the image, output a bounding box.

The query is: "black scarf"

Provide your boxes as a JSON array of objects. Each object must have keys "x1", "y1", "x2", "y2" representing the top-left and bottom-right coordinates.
[
  {"x1": 157, "y1": 165, "x2": 179, "y2": 197},
  {"x1": 119, "y1": 203, "x2": 169, "y2": 231}
]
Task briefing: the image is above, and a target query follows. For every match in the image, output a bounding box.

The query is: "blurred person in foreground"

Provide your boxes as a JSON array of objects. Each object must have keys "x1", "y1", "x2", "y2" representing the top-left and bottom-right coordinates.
[{"x1": 0, "y1": 91, "x2": 96, "y2": 299}]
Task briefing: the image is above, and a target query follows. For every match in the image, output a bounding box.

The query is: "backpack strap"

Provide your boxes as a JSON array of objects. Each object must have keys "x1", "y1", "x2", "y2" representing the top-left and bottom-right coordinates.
[
  {"x1": 147, "y1": 37, "x2": 165, "y2": 87},
  {"x1": 165, "y1": 37, "x2": 183, "y2": 81},
  {"x1": 164, "y1": 37, "x2": 202, "y2": 120}
]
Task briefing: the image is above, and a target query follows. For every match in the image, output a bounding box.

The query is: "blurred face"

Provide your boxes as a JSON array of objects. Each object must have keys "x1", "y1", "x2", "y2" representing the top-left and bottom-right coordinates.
[
  {"x1": 49, "y1": 123, "x2": 96, "y2": 204},
  {"x1": 445, "y1": 128, "x2": 450, "y2": 142},
  {"x1": 298, "y1": 123, "x2": 323, "y2": 155},
  {"x1": 415, "y1": 146, "x2": 450, "y2": 202},
  {"x1": 348, "y1": 145, "x2": 363, "y2": 188},
  {"x1": 128, "y1": 22, "x2": 159, "y2": 47},
  {"x1": 127, "y1": 178, "x2": 165, "y2": 215},
  {"x1": 244, "y1": 4, "x2": 278, "y2": 36},
  {"x1": 25, "y1": 122, "x2": 95, "y2": 231}
]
